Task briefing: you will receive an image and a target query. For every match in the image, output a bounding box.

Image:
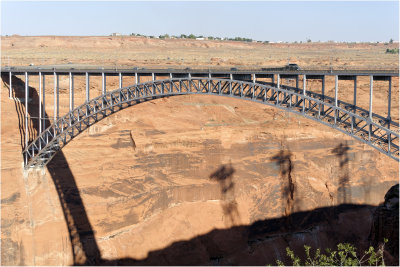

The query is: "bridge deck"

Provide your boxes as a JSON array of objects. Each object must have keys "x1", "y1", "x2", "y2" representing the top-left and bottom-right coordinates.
[{"x1": 1, "y1": 66, "x2": 399, "y2": 77}]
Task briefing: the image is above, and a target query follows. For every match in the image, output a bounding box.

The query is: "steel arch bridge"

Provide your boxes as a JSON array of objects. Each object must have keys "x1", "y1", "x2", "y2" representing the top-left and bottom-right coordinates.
[{"x1": 22, "y1": 77, "x2": 398, "y2": 167}]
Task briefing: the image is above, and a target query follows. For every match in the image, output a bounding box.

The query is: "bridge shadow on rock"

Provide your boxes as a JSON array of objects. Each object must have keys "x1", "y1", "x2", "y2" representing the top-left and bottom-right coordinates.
[
  {"x1": 332, "y1": 142, "x2": 351, "y2": 204},
  {"x1": 209, "y1": 164, "x2": 241, "y2": 226},
  {"x1": 104, "y1": 204, "x2": 387, "y2": 266},
  {"x1": 271, "y1": 148, "x2": 296, "y2": 229},
  {"x1": 2, "y1": 75, "x2": 102, "y2": 265}
]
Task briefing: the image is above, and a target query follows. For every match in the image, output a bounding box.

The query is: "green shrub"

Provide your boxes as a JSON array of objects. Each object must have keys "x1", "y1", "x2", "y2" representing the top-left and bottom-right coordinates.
[
  {"x1": 276, "y1": 239, "x2": 387, "y2": 266},
  {"x1": 385, "y1": 48, "x2": 399, "y2": 54}
]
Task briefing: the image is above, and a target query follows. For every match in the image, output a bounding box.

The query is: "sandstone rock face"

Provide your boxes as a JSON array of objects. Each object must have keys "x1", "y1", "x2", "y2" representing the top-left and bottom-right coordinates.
[
  {"x1": 369, "y1": 184, "x2": 399, "y2": 266},
  {"x1": 1, "y1": 76, "x2": 399, "y2": 265}
]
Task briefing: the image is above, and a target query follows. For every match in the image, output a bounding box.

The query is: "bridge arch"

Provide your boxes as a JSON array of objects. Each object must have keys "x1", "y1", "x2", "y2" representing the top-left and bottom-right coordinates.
[{"x1": 23, "y1": 78, "x2": 399, "y2": 167}]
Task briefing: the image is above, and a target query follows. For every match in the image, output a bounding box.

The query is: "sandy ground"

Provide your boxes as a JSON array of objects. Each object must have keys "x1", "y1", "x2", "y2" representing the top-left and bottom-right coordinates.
[
  {"x1": 1, "y1": 36, "x2": 399, "y2": 70},
  {"x1": 1, "y1": 36, "x2": 399, "y2": 265}
]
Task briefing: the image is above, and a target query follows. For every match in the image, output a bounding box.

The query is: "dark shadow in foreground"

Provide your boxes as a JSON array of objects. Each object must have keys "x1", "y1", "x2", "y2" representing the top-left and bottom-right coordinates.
[{"x1": 104, "y1": 203, "x2": 398, "y2": 266}]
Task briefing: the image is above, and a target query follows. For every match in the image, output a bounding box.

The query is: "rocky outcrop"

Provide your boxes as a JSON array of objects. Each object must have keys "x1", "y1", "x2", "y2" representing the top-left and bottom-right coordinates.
[{"x1": 369, "y1": 184, "x2": 399, "y2": 266}]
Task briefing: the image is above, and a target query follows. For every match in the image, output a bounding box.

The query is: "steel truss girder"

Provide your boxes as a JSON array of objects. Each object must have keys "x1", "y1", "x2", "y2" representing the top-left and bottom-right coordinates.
[{"x1": 23, "y1": 78, "x2": 400, "y2": 168}]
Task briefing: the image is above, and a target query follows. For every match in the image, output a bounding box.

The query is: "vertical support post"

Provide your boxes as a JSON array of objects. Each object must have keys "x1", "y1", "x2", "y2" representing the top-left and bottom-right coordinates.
[
  {"x1": 152, "y1": 73, "x2": 155, "y2": 95},
  {"x1": 295, "y1": 75, "x2": 299, "y2": 104},
  {"x1": 252, "y1": 73, "x2": 256, "y2": 83},
  {"x1": 387, "y1": 76, "x2": 391, "y2": 121},
  {"x1": 42, "y1": 75, "x2": 46, "y2": 134},
  {"x1": 334, "y1": 75, "x2": 338, "y2": 125},
  {"x1": 9, "y1": 71, "x2": 12, "y2": 98},
  {"x1": 57, "y1": 75, "x2": 59, "y2": 120},
  {"x1": 208, "y1": 73, "x2": 211, "y2": 93},
  {"x1": 230, "y1": 73, "x2": 233, "y2": 95},
  {"x1": 386, "y1": 77, "x2": 391, "y2": 156},
  {"x1": 100, "y1": 72, "x2": 105, "y2": 113},
  {"x1": 69, "y1": 72, "x2": 74, "y2": 112},
  {"x1": 85, "y1": 72, "x2": 89, "y2": 103},
  {"x1": 53, "y1": 72, "x2": 57, "y2": 124},
  {"x1": 353, "y1": 76, "x2": 357, "y2": 110},
  {"x1": 170, "y1": 73, "x2": 173, "y2": 93},
  {"x1": 102, "y1": 72, "x2": 106, "y2": 95},
  {"x1": 369, "y1": 75, "x2": 373, "y2": 119},
  {"x1": 277, "y1": 74, "x2": 280, "y2": 89},
  {"x1": 119, "y1": 72, "x2": 123, "y2": 88},
  {"x1": 368, "y1": 75, "x2": 373, "y2": 142},
  {"x1": 135, "y1": 72, "x2": 138, "y2": 84},
  {"x1": 25, "y1": 72, "x2": 29, "y2": 165},
  {"x1": 321, "y1": 76, "x2": 325, "y2": 114},
  {"x1": 352, "y1": 76, "x2": 357, "y2": 128},
  {"x1": 302, "y1": 75, "x2": 306, "y2": 113},
  {"x1": 334, "y1": 75, "x2": 338, "y2": 105},
  {"x1": 39, "y1": 72, "x2": 42, "y2": 135}
]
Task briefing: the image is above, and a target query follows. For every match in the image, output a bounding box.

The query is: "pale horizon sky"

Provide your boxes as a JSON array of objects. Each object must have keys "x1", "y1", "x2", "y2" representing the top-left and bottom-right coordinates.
[{"x1": 1, "y1": 1, "x2": 399, "y2": 42}]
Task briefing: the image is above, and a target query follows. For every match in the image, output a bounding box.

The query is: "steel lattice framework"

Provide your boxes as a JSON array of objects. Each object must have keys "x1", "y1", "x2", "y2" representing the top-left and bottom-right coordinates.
[{"x1": 22, "y1": 78, "x2": 398, "y2": 167}]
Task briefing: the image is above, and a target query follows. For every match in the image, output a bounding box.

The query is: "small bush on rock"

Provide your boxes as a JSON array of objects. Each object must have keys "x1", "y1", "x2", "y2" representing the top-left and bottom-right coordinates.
[{"x1": 276, "y1": 239, "x2": 387, "y2": 266}]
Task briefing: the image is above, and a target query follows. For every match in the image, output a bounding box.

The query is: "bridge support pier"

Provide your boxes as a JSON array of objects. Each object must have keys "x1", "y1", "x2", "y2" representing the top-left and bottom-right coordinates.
[{"x1": 119, "y1": 73, "x2": 123, "y2": 88}]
